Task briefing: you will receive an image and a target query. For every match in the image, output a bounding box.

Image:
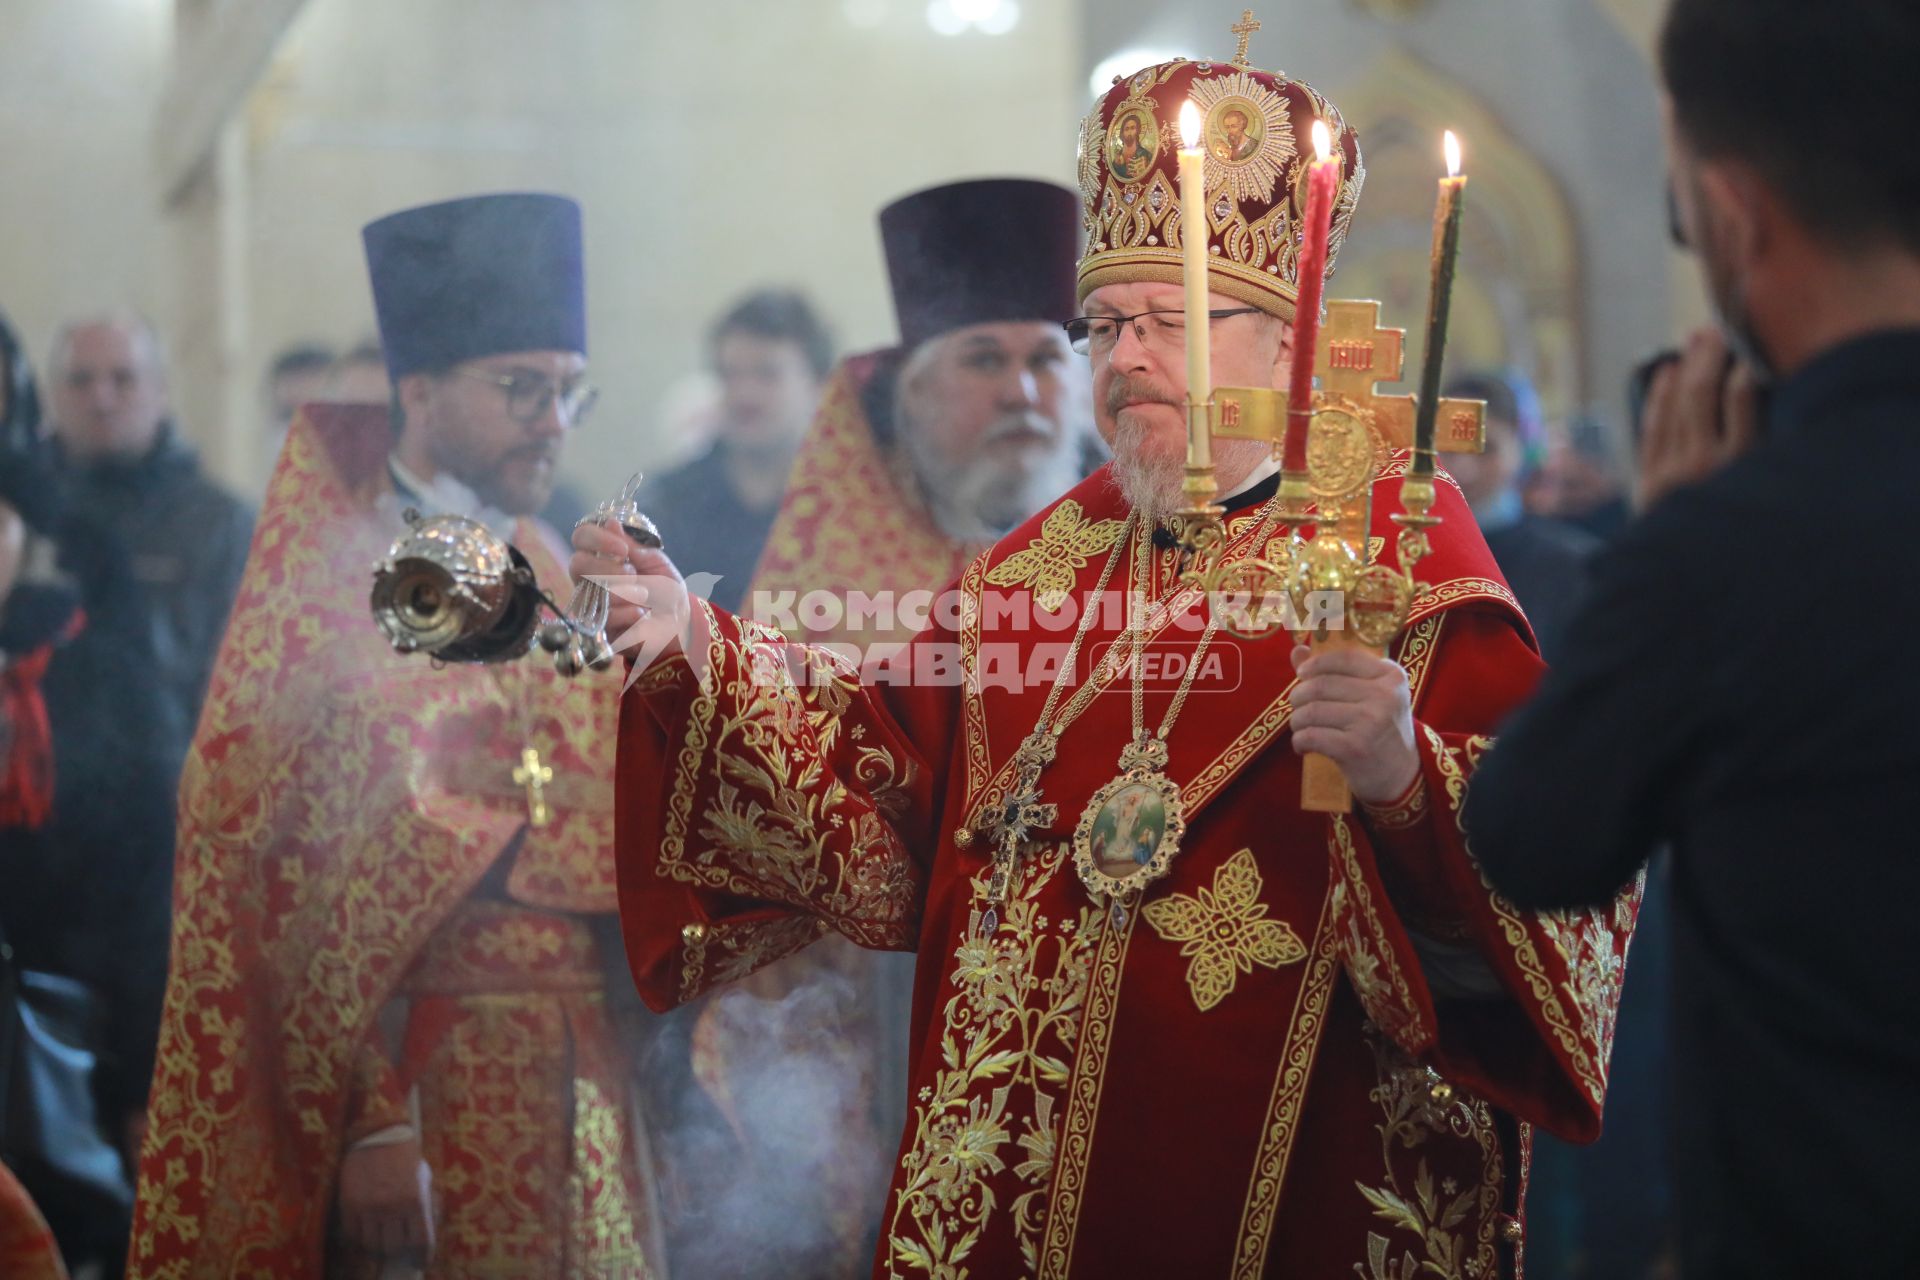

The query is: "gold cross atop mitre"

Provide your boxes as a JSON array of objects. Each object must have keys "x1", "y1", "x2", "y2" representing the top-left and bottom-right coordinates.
[{"x1": 1231, "y1": 9, "x2": 1262, "y2": 65}]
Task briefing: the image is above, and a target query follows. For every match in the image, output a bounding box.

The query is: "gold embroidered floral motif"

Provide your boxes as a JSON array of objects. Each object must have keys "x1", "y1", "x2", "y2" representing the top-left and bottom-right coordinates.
[
  {"x1": 983, "y1": 500, "x2": 1126, "y2": 613},
  {"x1": 1329, "y1": 818, "x2": 1429, "y2": 1049},
  {"x1": 887, "y1": 844, "x2": 1097, "y2": 1277},
  {"x1": 1142, "y1": 848, "x2": 1306, "y2": 1011},
  {"x1": 1538, "y1": 889, "x2": 1638, "y2": 1074},
  {"x1": 660, "y1": 607, "x2": 919, "y2": 950},
  {"x1": 1353, "y1": 1026, "x2": 1502, "y2": 1280}
]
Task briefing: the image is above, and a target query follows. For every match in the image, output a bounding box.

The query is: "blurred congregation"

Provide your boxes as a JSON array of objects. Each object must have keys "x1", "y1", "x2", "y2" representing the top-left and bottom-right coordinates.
[{"x1": 3, "y1": 0, "x2": 1916, "y2": 1278}]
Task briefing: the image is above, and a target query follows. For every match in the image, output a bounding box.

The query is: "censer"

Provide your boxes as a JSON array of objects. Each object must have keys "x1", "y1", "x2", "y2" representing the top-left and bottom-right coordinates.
[
  {"x1": 369, "y1": 473, "x2": 662, "y2": 674},
  {"x1": 370, "y1": 511, "x2": 546, "y2": 664}
]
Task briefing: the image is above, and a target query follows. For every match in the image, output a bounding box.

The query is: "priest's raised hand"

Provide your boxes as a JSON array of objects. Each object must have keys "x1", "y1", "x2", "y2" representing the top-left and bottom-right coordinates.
[{"x1": 569, "y1": 520, "x2": 689, "y2": 662}]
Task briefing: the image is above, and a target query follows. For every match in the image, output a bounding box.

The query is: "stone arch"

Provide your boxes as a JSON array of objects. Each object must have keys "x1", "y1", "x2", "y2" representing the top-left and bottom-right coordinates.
[{"x1": 1327, "y1": 47, "x2": 1584, "y2": 418}]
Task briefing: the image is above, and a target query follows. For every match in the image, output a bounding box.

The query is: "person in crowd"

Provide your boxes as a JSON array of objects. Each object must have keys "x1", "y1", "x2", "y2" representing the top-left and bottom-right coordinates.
[
  {"x1": 636, "y1": 289, "x2": 834, "y2": 613},
  {"x1": 1443, "y1": 370, "x2": 1601, "y2": 661},
  {"x1": 0, "y1": 308, "x2": 174, "y2": 1278},
  {"x1": 1468, "y1": 1, "x2": 1920, "y2": 1274},
  {"x1": 44, "y1": 310, "x2": 253, "y2": 764},
  {"x1": 262, "y1": 343, "x2": 336, "y2": 483}
]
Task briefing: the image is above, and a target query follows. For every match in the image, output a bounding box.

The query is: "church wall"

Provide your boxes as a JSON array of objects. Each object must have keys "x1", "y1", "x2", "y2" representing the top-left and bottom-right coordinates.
[
  {"x1": 0, "y1": 0, "x2": 176, "y2": 412},
  {"x1": 234, "y1": 0, "x2": 1087, "y2": 491},
  {"x1": 0, "y1": 0, "x2": 1087, "y2": 494}
]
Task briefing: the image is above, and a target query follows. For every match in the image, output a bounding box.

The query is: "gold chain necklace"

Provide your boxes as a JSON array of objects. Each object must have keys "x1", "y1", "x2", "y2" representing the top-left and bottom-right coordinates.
[
  {"x1": 974, "y1": 492, "x2": 1284, "y2": 933},
  {"x1": 975, "y1": 512, "x2": 1137, "y2": 934},
  {"x1": 1067, "y1": 517, "x2": 1225, "y2": 928}
]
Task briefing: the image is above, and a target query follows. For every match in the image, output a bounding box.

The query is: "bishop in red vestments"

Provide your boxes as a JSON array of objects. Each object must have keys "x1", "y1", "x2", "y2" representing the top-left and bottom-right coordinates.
[
  {"x1": 584, "y1": 47, "x2": 1635, "y2": 1280},
  {"x1": 657, "y1": 179, "x2": 1097, "y2": 1277}
]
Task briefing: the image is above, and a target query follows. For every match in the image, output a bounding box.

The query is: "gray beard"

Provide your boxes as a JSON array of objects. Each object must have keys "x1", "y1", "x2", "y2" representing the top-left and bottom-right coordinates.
[
  {"x1": 905, "y1": 411, "x2": 1088, "y2": 544},
  {"x1": 1108, "y1": 416, "x2": 1271, "y2": 522}
]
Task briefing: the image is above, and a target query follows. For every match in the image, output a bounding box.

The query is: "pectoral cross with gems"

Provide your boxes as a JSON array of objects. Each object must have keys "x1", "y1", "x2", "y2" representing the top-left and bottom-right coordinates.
[
  {"x1": 978, "y1": 731, "x2": 1059, "y2": 934},
  {"x1": 512, "y1": 745, "x2": 554, "y2": 828}
]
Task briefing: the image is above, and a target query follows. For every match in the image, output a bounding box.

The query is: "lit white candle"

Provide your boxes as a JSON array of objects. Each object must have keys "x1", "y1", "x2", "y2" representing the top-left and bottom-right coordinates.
[{"x1": 1178, "y1": 99, "x2": 1211, "y2": 469}]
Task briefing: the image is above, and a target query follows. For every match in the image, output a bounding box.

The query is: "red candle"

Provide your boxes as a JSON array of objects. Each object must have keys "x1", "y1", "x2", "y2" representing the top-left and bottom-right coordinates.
[{"x1": 1284, "y1": 120, "x2": 1338, "y2": 476}]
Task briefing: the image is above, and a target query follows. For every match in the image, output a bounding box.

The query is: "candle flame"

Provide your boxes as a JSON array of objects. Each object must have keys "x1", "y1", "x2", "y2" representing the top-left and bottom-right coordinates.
[
  {"x1": 1179, "y1": 100, "x2": 1202, "y2": 150},
  {"x1": 1444, "y1": 129, "x2": 1462, "y2": 177},
  {"x1": 1312, "y1": 119, "x2": 1332, "y2": 163}
]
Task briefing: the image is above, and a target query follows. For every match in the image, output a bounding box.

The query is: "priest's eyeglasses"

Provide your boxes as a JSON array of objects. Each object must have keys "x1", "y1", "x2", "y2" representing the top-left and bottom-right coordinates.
[
  {"x1": 1064, "y1": 308, "x2": 1261, "y2": 356},
  {"x1": 451, "y1": 367, "x2": 600, "y2": 428}
]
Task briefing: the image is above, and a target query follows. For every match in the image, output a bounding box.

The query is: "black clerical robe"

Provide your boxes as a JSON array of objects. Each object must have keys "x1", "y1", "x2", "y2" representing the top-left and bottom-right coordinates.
[{"x1": 1467, "y1": 330, "x2": 1920, "y2": 1278}]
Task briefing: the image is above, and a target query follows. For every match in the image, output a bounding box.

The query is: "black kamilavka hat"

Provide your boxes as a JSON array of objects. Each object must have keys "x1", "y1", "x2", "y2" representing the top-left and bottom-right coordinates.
[
  {"x1": 879, "y1": 179, "x2": 1081, "y2": 349},
  {"x1": 363, "y1": 192, "x2": 586, "y2": 379}
]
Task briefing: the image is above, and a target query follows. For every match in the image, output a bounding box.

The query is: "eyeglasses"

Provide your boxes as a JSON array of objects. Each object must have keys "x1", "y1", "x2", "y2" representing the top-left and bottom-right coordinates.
[
  {"x1": 1063, "y1": 308, "x2": 1262, "y2": 356},
  {"x1": 450, "y1": 367, "x2": 600, "y2": 427}
]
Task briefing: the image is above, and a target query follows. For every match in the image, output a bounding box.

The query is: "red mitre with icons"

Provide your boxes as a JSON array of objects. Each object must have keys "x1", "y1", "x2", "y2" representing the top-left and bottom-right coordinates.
[{"x1": 1077, "y1": 32, "x2": 1364, "y2": 321}]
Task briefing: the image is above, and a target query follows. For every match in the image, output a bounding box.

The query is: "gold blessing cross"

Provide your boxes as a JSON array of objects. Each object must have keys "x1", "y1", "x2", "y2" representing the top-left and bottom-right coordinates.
[
  {"x1": 1207, "y1": 299, "x2": 1489, "y2": 814},
  {"x1": 1212, "y1": 300, "x2": 1488, "y2": 478},
  {"x1": 512, "y1": 745, "x2": 554, "y2": 828},
  {"x1": 1316, "y1": 299, "x2": 1486, "y2": 456}
]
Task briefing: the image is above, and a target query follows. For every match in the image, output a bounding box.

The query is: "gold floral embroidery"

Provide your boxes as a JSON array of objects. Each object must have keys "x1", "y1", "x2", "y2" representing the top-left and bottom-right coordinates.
[
  {"x1": 886, "y1": 844, "x2": 1097, "y2": 1278},
  {"x1": 1395, "y1": 613, "x2": 1445, "y2": 709},
  {"x1": 659, "y1": 606, "x2": 919, "y2": 950},
  {"x1": 1353, "y1": 1027, "x2": 1503, "y2": 1280},
  {"x1": 677, "y1": 916, "x2": 829, "y2": 1004},
  {"x1": 1329, "y1": 817, "x2": 1429, "y2": 1049},
  {"x1": 1037, "y1": 870, "x2": 1139, "y2": 1280},
  {"x1": 1142, "y1": 849, "x2": 1307, "y2": 1011},
  {"x1": 1538, "y1": 879, "x2": 1641, "y2": 1075},
  {"x1": 983, "y1": 500, "x2": 1126, "y2": 612}
]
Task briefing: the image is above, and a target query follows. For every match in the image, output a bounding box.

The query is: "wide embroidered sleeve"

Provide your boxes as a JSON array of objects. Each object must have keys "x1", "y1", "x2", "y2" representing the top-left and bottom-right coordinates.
[
  {"x1": 614, "y1": 600, "x2": 957, "y2": 1012},
  {"x1": 1325, "y1": 605, "x2": 1640, "y2": 1143}
]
